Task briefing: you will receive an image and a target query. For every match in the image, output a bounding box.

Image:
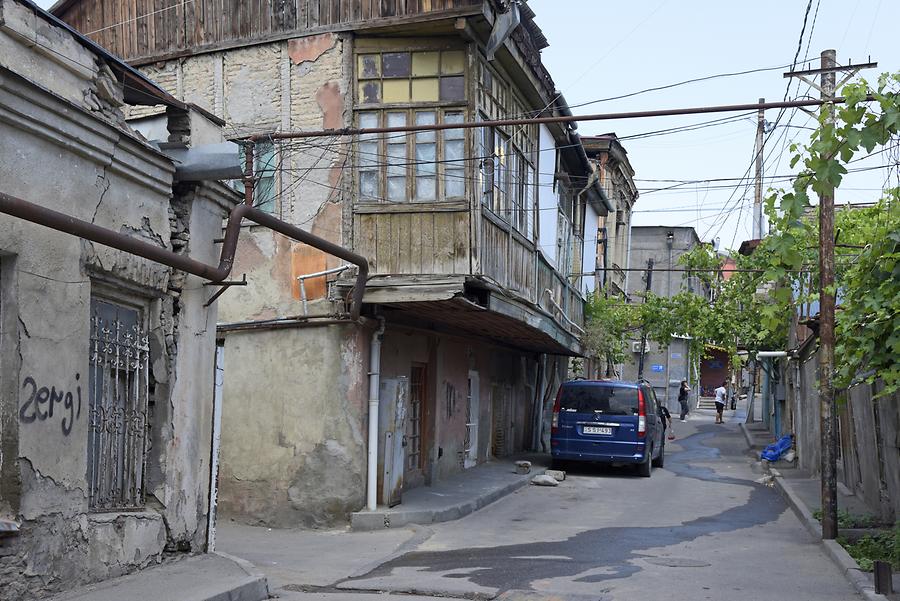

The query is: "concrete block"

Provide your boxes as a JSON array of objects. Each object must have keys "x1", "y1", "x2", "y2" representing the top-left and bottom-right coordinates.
[
  {"x1": 530, "y1": 474, "x2": 558, "y2": 487},
  {"x1": 514, "y1": 461, "x2": 532, "y2": 474},
  {"x1": 545, "y1": 469, "x2": 566, "y2": 481}
]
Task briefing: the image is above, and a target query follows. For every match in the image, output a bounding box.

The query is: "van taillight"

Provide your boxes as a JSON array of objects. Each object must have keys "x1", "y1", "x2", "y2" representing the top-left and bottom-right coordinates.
[
  {"x1": 637, "y1": 388, "x2": 646, "y2": 438},
  {"x1": 551, "y1": 389, "x2": 562, "y2": 433}
]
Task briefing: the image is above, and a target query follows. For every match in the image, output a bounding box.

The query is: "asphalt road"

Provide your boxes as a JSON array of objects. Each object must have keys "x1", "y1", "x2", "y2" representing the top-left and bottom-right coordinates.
[{"x1": 332, "y1": 413, "x2": 861, "y2": 601}]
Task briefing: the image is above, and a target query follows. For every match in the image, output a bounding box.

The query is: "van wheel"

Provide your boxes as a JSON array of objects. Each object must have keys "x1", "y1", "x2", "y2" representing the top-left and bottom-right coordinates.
[
  {"x1": 652, "y1": 442, "x2": 665, "y2": 468},
  {"x1": 638, "y1": 450, "x2": 652, "y2": 477}
]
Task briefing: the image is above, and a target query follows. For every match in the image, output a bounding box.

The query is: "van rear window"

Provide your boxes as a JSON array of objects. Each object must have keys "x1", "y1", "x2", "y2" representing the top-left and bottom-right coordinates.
[{"x1": 559, "y1": 385, "x2": 639, "y2": 415}]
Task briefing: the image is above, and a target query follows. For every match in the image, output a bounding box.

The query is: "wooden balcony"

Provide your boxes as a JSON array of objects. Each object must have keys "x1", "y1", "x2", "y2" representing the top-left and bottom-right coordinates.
[{"x1": 348, "y1": 201, "x2": 585, "y2": 355}]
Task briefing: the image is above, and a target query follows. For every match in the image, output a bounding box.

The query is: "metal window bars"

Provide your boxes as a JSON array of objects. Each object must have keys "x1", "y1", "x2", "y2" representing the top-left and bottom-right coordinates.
[{"x1": 87, "y1": 299, "x2": 151, "y2": 511}]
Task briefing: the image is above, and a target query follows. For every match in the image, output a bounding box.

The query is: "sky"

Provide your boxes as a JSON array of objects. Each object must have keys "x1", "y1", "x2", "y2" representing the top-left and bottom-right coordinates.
[
  {"x1": 35, "y1": 0, "x2": 900, "y2": 251},
  {"x1": 528, "y1": 0, "x2": 900, "y2": 250}
]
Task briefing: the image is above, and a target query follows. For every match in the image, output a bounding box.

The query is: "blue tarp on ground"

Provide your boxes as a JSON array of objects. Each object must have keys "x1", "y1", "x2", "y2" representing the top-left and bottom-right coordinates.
[{"x1": 761, "y1": 434, "x2": 793, "y2": 462}]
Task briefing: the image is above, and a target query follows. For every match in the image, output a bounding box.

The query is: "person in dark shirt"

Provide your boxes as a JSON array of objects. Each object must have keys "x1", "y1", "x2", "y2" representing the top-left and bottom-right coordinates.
[{"x1": 678, "y1": 380, "x2": 690, "y2": 421}]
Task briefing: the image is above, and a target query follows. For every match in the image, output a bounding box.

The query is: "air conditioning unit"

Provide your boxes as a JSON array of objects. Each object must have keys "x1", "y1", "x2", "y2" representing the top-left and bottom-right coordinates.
[{"x1": 631, "y1": 341, "x2": 644, "y2": 354}]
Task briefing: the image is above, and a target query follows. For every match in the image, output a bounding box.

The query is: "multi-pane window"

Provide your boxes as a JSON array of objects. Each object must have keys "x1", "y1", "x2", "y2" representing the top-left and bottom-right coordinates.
[
  {"x1": 477, "y1": 57, "x2": 538, "y2": 239},
  {"x1": 358, "y1": 50, "x2": 466, "y2": 104},
  {"x1": 444, "y1": 113, "x2": 466, "y2": 197},
  {"x1": 88, "y1": 297, "x2": 150, "y2": 511},
  {"x1": 235, "y1": 142, "x2": 276, "y2": 213},
  {"x1": 355, "y1": 46, "x2": 467, "y2": 203},
  {"x1": 355, "y1": 110, "x2": 467, "y2": 203},
  {"x1": 479, "y1": 122, "x2": 537, "y2": 238}
]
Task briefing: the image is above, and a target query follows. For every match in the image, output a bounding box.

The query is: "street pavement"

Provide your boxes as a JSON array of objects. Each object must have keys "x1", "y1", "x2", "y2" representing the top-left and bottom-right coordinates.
[{"x1": 220, "y1": 407, "x2": 862, "y2": 601}]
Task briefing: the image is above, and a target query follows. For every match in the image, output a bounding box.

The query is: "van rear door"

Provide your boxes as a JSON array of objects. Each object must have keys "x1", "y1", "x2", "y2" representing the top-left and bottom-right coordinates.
[{"x1": 557, "y1": 383, "x2": 640, "y2": 458}]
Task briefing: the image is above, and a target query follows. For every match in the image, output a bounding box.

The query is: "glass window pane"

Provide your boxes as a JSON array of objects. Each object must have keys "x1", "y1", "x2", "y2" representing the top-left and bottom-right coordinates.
[
  {"x1": 360, "y1": 81, "x2": 381, "y2": 104},
  {"x1": 387, "y1": 112, "x2": 407, "y2": 128},
  {"x1": 360, "y1": 171, "x2": 379, "y2": 200},
  {"x1": 412, "y1": 51, "x2": 440, "y2": 76},
  {"x1": 256, "y1": 176, "x2": 275, "y2": 213},
  {"x1": 415, "y1": 176, "x2": 436, "y2": 201},
  {"x1": 358, "y1": 54, "x2": 381, "y2": 78},
  {"x1": 444, "y1": 112, "x2": 465, "y2": 139},
  {"x1": 446, "y1": 168, "x2": 465, "y2": 198},
  {"x1": 415, "y1": 144, "x2": 436, "y2": 172},
  {"x1": 411, "y1": 78, "x2": 439, "y2": 102},
  {"x1": 387, "y1": 144, "x2": 406, "y2": 175},
  {"x1": 439, "y1": 76, "x2": 465, "y2": 101},
  {"x1": 383, "y1": 52, "x2": 411, "y2": 77},
  {"x1": 388, "y1": 176, "x2": 406, "y2": 201},
  {"x1": 359, "y1": 141, "x2": 379, "y2": 167},
  {"x1": 441, "y1": 50, "x2": 465, "y2": 74},
  {"x1": 415, "y1": 111, "x2": 436, "y2": 142},
  {"x1": 359, "y1": 112, "x2": 379, "y2": 129},
  {"x1": 445, "y1": 139, "x2": 464, "y2": 162},
  {"x1": 383, "y1": 80, "x2": 410, "y2": 103}
]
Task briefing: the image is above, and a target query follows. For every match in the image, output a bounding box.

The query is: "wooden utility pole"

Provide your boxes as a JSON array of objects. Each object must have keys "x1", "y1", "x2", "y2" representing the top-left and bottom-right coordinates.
[
  {"x1": 785, "y1": 51, "x2": 877, "y2": 541},
  {"x1": 637, "y1": 258, "x2": 654, "y2": 379},
  {"x1": 753, "y1": 97, "x2": 765, "y2": 239},
  {"x1": 817, "y1": 49, "x2": 838, "y2": 541}
]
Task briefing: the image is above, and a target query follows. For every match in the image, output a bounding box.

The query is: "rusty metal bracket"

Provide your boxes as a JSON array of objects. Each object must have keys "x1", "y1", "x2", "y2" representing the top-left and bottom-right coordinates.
[
  {"x1": 203, "y1": 273, "x2": 247, "y2": 307},
  {"x1": 0, "y1": 192, "x2": 370, "y2": 320}
]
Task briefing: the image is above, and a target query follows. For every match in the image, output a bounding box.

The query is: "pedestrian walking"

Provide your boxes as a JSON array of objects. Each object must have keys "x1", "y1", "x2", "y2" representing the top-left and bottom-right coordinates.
[
  {"x1": 678, "y1": 380, "x2": 690, "y2": 421},
  {"x1": 714, "y1": 380, "x2": 727, "y2": 424}
]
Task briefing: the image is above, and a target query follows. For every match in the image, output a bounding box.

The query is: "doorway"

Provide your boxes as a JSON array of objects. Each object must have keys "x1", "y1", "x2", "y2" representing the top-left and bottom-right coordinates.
[{"x1": 405, "y1": 363, "x2": 427, "y2": 487}]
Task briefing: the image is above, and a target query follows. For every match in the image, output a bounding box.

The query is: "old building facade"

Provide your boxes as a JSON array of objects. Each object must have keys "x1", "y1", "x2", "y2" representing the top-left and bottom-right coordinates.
[
  {"x1": 583, "y1": 134, "x2": 639, "y2": 299},
  {"x1": 52, "y1": 0, "x2": 605, "y2": 527},
  {"x1": 621, "y1": 226, "x2": 707, "y2": 407},
  {"x1": 0, "y1": 2, "x2": 238, "y2": 597}
]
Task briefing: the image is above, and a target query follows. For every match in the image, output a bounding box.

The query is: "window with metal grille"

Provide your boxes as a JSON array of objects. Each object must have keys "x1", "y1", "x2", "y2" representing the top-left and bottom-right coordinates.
[{"x1": 87, "y1": 297, "x2": 151, "y2": 511}]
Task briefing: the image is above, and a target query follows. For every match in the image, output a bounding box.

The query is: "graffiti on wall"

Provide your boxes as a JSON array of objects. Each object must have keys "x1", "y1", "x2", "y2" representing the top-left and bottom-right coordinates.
[{"x1": 18, "y1": 373, "x2": 82, "y2": 435}]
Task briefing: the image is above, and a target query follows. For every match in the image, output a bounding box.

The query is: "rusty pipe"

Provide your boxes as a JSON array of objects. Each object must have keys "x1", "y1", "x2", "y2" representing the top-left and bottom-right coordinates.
[{"x1": 0, "y1": 191, "x2": 369, "y2": 320}]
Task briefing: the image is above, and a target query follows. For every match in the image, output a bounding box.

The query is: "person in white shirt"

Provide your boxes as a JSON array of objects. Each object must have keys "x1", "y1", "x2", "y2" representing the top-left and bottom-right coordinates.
[{"x1": 714, "y1": 381, "x2": 727, "y2": 424}]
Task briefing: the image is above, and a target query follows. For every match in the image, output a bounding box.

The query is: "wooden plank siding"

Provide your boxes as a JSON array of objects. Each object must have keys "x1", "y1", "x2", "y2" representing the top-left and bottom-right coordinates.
[
  {"x1": 54, "y1": 0, "x2": 483, "y2": 63},
  {"x1": 354, "y1": 208, "x2": 469, "y2": 276}
]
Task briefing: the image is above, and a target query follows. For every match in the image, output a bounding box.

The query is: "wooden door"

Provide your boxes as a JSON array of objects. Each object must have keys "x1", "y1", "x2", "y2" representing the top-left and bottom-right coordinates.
[{"x1": 405, "y1": 363, "x2": 427, "y2": 487}]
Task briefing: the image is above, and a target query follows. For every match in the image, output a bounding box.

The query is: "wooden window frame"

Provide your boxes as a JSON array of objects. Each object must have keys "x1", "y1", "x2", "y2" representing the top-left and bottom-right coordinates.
[{"x1": 354, "y1": 108, "x2": 469, "y2": 204}]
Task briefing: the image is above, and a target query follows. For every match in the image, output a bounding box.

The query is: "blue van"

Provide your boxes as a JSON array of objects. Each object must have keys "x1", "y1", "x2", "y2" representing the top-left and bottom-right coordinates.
[{"x1": 550, "y1": 380, "x2": 666, "y2": 477}]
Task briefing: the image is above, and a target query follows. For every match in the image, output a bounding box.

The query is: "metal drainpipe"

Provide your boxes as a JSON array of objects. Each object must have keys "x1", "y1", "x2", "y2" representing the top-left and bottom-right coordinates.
[
  {"x1": 665, "y1": 236, "x2": 674, "y2": 406},
  {"x1": 366, "y1": 316, "x2": 386, "y2": 511}
]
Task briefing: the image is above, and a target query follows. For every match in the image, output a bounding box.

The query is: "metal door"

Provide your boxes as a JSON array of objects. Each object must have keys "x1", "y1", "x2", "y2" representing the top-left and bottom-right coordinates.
[
  {"x1": 465, "y1": 371, "x2": 480, "y2": 468},
  {"x1": 379, "y1": 377, "x2": 407, "y2": 507}
]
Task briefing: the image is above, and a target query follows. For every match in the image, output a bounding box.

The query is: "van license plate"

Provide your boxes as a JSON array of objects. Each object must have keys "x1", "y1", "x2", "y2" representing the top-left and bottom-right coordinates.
[{"x1": 583, "y1": 426, "x2": 613, "y2": 435}]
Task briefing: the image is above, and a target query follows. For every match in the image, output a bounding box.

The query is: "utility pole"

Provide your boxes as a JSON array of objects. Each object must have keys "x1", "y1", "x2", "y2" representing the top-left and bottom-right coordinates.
[
  {"x1": 753, "y1": 97, "x2": 765, "y2": 239},
  {"x1": 637, "y1": 258, "x2": 654, "y2": 379},
  {"x1": 785, "y1": 51, "x2": 876, "y2": 541},
  {"x1": 817, "y1": 49, "x2": 838, "y2": 542}
]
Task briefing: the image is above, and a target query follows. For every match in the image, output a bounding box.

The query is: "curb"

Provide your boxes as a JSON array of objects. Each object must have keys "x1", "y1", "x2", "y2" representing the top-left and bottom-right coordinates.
[
  {"x1": 740, "y1": 427, "x2": 890, "y2": 601},
  {"x1": 350, "y1": 466, "x2": 546, "y2": 531},
  {"x1": 770, "y1": 476, "x2": 889, "y2": 601},
  {"x1": 212, "y1": 552, "x2": 271, "y2": 601}
]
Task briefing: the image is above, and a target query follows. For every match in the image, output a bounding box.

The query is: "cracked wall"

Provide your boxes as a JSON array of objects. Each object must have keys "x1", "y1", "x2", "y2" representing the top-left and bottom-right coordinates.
[
  {"x1": 0, "y1": 7, "x2": 233, "y2": 597},
  {"x1": 217, "y1": 323, "x2": 369, "y2": 528},
  {"x1": 130, "y1": 34, "x2": 352, "y2": 323}
]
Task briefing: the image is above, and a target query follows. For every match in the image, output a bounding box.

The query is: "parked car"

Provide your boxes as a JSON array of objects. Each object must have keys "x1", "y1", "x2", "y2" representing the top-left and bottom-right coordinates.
[{"x1": 550, "y1": 379, "x2": 666, "y2": 477}]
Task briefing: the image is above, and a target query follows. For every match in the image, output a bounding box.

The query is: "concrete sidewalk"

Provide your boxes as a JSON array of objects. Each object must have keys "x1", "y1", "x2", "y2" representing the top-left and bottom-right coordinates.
[
  {"x1": 350, "y1": 454, "x2": 548, "y2": 531},
  {"x1": 46, "y1": 552, "x2": 268, "y2": 601},
  {"x1": 741, "y1": 421, "x2": 897, "y2": 601}
]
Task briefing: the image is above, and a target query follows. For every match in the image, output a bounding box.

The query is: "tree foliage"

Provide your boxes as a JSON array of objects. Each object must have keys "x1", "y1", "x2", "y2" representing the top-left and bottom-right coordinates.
[{"x1": 582, "y1": 72, "x2": 900, "y2": 394}]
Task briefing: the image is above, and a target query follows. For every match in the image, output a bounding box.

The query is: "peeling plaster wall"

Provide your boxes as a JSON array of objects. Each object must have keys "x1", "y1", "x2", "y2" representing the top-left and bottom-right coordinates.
[
  {"x1": 0, "y1": 9, "x2": 230, "y2": 597},
  {"x1": 130, "y1": 34, "x2": 352, "y2": 324},
  {"x1": 217, "y1": 323, "x2": 369, "y2": 528}
]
